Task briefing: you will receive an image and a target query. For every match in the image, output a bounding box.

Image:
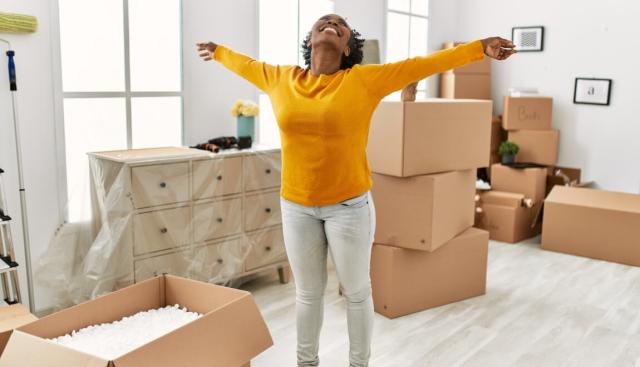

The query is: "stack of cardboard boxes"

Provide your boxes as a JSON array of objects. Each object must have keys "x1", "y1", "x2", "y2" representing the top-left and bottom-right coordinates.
[
  {"x1": 475, "y1": 97, "x2": 557, "y2": 243},
  {"x1": 366, "y1": 99, "x2": 492, "y2": 319},
  {"x1": 439, "y1": 42, "x2": 492, "y2": 100}
]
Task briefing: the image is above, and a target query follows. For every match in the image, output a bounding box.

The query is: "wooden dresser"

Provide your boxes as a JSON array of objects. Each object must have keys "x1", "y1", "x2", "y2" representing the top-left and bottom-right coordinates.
[{"x1": 88, "y1": 146, "x2": 290, "y2": 287}]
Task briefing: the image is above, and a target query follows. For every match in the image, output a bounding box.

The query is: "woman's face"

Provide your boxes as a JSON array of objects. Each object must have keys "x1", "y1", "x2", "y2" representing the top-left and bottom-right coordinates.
[{"x1": 309, "y1": 14, "x2": 352, "y2": 55}]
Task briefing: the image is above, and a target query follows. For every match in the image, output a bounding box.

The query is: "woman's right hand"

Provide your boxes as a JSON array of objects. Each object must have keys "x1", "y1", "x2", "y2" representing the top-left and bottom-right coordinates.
[{"x1": 197, "y1": 42, "x2": 218, "y2": 61}]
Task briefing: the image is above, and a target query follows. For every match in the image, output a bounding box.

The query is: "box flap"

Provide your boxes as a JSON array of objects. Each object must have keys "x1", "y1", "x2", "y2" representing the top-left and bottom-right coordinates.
[
  {"x1": 0, "y1": 304, "x2": 38, "y2": 355},
  {"x1": 19, "y1": 276, "x2": 163, "y2": 339},
  {"x1": 0, "y1": 305, "x2": 37, "y2": 333},
  {"x1": 163, "y1": 274, "x2": 249, "y2": 314},
  {"x1": 546, "y1": 186, "x2": 640, "y2": 214},
  {"x1": 480, "y1": 191, "x2": 525, "y2": 208},
  {"x1": 0, "y1": 331, "x2": 108, "y2": 367},
  {"x1": 113, "y1": 293, "x2": 272, "y2": 367}
]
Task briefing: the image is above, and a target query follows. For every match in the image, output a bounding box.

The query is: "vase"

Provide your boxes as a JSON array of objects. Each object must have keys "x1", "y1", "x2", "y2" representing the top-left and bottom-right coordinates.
[
  {"x1": 237, "y1": 115, "x2": 255, "y2": 141},
  {"x1": 501, "y1": 154, "x2": 515, "y2": 164}
]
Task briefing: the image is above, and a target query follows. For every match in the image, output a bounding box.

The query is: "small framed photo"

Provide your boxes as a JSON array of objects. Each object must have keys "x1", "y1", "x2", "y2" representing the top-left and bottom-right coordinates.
[
  {"x1": 573, "y1": 78, "x2": 612, "y2": 106},
  {"x1": 512, "y1": 26, "x2": 544, "y2": 52}
]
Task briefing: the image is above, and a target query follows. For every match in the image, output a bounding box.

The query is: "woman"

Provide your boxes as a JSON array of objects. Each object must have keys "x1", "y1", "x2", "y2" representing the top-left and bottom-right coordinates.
[{"x1": 198, "y1": 14, "x2": 515, "y2": 367}]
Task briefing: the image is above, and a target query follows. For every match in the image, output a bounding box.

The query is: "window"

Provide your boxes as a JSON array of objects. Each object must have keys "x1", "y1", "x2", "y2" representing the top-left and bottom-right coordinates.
[
  {"x1": 258, "y1": 0, "x2": 335, "y2": 147},
  {"x1": 57, "y1": 0, "x2": 183, "y2": 222},
  {"x1": 386, "y1": 0, "x2": 429, "y2": 99}
]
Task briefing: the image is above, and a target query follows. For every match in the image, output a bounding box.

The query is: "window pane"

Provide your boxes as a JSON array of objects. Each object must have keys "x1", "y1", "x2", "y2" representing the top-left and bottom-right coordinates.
[
  {"x1": 259, "y1": 0, "x2": 298, "y2": 65},
  {"x1": 64, "y1": 98, "x2": 127, "y2": 222},
  {"x1": 409, "y1": 16, "x2": 428, "y2": 57},
  {"x1": 411, "y1": 0, "x2": 429, "y2": 16},
  {"x1": 386, "y1": 12, "x2": 410, "y2": 62},
  {"x1": 388, "y1": 0, "x2": 410, "y2": 12},
  {"x1": 129, "y1": 0, "x2": 181, "y2": 91},
  {"x1": 258, "y1": 94, "x2": 281, "y2": 147},
  {"x1": 299, "y1": 0, "x2": 335, "y2": 66},
  {"x1": 132, "y1": 97, "x2": 183, "y2": 149},
  {"x1": 58, "y1": 0, "x2": 125, "y2": 92}
]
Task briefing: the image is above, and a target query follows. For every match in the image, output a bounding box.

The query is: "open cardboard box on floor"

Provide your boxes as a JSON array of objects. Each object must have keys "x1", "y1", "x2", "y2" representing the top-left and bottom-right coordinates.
[
  {"x1": 508, "y1": 129, "x2": 560, "y2": 166},
  {"x1": 371, "y1": 228, "x2": 489, "y2": 319},
  {"x1": 490, "y1": 163, "x2": 547, "y2": 202},
  {"x1": 372, "y1": 169, "x2": 476, "y2": 252},
  {"x1": 0, "y1": 275, "x2": 272, "y2": 367},
  {"x1": 542, "y1": 186, "x2": 640, "y2": 267},
  {"x1": 475, "y1": 190, "x2": 540, "y2": 243},
  {"x1": 502, "y1": 96, "x2": 553, "y2": 130},
  {"x1": 368, "y1": 99, "x2": 492, "y2": 177},
  {"x1": 0, "y1": 304, "x2": 38, "y2": 356}
]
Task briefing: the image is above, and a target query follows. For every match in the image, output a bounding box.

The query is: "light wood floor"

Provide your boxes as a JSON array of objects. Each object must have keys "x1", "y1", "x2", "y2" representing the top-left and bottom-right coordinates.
[{"x1": 242, "y1": 236, "x2": 640, "y2": 367}]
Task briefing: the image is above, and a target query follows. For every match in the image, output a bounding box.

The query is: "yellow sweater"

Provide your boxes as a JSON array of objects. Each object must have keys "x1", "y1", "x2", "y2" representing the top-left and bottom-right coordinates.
[{"x1": 213, "y1": 40, "x2": 485, "y2": 206}]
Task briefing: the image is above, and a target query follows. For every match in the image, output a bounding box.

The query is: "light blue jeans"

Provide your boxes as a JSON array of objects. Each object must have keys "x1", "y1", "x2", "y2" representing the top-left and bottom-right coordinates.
[{"x1": 281, "y1": 192, "x2": 376, "y2": 367}]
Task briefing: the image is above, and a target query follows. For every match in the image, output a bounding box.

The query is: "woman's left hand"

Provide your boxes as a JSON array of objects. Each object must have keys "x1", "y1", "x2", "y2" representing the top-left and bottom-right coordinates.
[{"x1": 481, "y1": 37, "x2": 516, "y2": 60}]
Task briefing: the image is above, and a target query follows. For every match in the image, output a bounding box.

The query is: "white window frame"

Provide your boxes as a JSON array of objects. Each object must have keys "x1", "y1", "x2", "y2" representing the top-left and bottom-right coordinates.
[
  {"x1": 385, "y1": 0, "x2": 430, "y2": 96},
  {"x1": 50, "y1": 0, "x2": 184, "y2": 222}
]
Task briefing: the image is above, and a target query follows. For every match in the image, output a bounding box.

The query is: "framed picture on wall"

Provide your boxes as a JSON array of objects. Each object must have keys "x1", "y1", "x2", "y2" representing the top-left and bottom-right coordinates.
[
  {"x1": 573, "y1": 78, "x2": 612, "y2": 106},
  {"x1": 512, "y1": 26, "x2": 544, "y2": 52}
]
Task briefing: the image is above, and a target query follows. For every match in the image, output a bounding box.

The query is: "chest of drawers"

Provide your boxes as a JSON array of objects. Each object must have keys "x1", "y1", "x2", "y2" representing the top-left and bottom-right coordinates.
[{"x1": 88, "y1": 146, "x2": 290, "y2": 287}]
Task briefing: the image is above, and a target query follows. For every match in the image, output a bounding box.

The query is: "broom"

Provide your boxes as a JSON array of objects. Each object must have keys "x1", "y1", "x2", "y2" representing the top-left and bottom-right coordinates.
[
  {"x1": 0, "y1": 11, "x2": 38, "y2": 313},
  {"x1": 0, "y1": 12, "x2": 38, "y2": 33}
]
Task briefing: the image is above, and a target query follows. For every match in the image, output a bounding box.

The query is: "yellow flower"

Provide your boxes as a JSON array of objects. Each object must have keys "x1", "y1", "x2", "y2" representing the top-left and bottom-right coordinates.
[{"x1": 231, "y1": 99, "x2": 259, "y2": 117}]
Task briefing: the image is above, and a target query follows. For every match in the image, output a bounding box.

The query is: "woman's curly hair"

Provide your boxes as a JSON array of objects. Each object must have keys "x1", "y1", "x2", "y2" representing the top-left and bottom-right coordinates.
[{"x1": 301, "y1": 29, "x2": 365, "y2": 70}]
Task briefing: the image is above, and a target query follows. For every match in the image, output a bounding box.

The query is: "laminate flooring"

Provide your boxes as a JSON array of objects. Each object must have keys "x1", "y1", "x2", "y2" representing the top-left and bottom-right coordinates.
[{"x1": 243, "y1": 237, "x2": 640, "y2": 367}]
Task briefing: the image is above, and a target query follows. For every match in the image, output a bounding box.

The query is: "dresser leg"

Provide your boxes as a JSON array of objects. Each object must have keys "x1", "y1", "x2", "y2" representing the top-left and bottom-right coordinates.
[{"x1": 278, "y1": 266, "x2": 291, "y2": 284}]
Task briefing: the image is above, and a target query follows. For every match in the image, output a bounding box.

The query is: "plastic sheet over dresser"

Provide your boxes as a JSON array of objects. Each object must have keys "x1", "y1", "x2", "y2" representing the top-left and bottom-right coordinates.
[{"x1": 36, "y1": 147, "x2": 288, "y2": 310}]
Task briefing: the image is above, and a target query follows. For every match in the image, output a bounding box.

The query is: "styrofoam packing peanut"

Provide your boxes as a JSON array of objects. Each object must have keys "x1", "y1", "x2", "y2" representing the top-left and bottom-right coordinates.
[{"x1": 49, "y1": 304, "x2": 202, "y2": 360}]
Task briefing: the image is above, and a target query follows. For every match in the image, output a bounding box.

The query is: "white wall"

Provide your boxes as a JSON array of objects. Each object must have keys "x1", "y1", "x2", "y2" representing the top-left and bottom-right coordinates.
[
  {"x1": 0, "y1": 0, "x2": 61, "y2": 311},
  {"x1": 182, "y1": 0, "x2": 259, "y2": 146},
  {"x1": 454, "y1": 0, "x2": 640, "y2": 194}
]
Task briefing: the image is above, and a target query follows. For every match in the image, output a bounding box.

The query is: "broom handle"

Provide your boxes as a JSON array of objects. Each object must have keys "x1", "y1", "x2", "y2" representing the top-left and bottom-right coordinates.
[{"x1": 7, "y1": 50, "x2": 16, "y2": 91}]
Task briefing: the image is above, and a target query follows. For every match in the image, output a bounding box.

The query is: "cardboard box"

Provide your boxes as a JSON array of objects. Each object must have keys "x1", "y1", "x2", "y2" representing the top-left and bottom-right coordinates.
[
  {"x1": 546, "y1": 166, "x2": 582, "y2": 196},
  {"x1": 371, "y1": 228, "x2": 489, "y2": 319},
  {"x1": 440, "y1": 73, "x2": 491, "y2": 100},
  {"x1": 0, "y1": 275, "x2": 272, "y2": 367},
  {"x1": 475, "y1": 191, "x2": 540, "y2": 243},
  {"x1": 442, "y1": 42, "x2": 492, "y2": 74},
  {"x1": 541, "y1": 186, "x2": 640, "y2": 266},
  {"x1": 508, "y1": 129, "x2": 560, "y2": 165},
  {"x1": 0, "y1": 305, "x2": 37, "y2": 356},
  {"x1": 368, "y1": 99, "x2": 492, "y2": 177},
  {"x1": 490, "y1": 163, "x2": 547, "y2": 202},
  {"x1": 502, "y1": 97, "x2": 552, "y2": 130},
  {"x1": 491, "y1": 116, "x2": 506, "y2": 155},
  {"x1": 372, "y1": 170, "x2": 475, "y2": 252}
]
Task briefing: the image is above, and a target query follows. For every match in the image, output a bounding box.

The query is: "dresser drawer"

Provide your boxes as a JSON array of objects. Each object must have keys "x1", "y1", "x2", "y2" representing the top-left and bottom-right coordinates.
[
  {"x1": 134, "y1": 238, "x2": 246, "y2": 283},
  {"x1": 192, "y1": 157, "x2": 242, "y2": 200},
  {"x1": 193, "y1": 197, "x2": 242, "y2": 243},
  {"x1": 133, "y1": 206, "x2": 191, "y2": 256},
  {"x1": 243, "y1": 152, "x2": 281, "y2": 191},
  {"x1": 245, "y1": 226, "x2": 287, "y2": 271},
  {"x1": 244, "y1": 191, "x2": 282, "y2": 231},
  {"x1": 131, "y1": 162, "x2": 189, "y2": 208}
]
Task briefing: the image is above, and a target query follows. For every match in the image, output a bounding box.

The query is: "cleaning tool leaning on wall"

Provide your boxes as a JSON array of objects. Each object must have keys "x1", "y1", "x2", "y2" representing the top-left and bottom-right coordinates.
[
  {"x1": 0, "y1": 10, "x2": 38, "y2": 313},
  {"x1": 197, "y1": 13, "x2": 516, "y2": 367}
]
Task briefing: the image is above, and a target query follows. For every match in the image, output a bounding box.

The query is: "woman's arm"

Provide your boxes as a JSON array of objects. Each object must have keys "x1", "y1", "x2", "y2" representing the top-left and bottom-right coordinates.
[
  {"x1": 354, "y1": 37, "x2": 515, "y2": 98},
  {"x1": 197, "y1": 42, "x2": 283, "y2": 93}
]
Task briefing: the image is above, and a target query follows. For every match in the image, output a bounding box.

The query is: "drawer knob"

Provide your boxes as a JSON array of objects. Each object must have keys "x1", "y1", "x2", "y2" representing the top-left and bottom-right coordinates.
[
  {"x1": 217, "y1": 175, "x2": 223, "y2": 181},
  {"x1": 265, "y1": 246, "x2": 272, "y2": 251},
  {"x1": 160, "y1": 227, "x2": 168, "y2": 234},
  {"x1": 217, "y1": 258, "x2": 224, "y2": 264},
  {"x1": 265, "y1": 169, "x2": 271, "y2": 174},
  {"x1": 159, "y1": 182, "x2": 167, "y2": 188},
  {"x1": 265, "y1": 207, "x2": 271, "y2": 213},
  {"x1": 216, "y1": 217, "x2": 223, "y2": 223}
]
